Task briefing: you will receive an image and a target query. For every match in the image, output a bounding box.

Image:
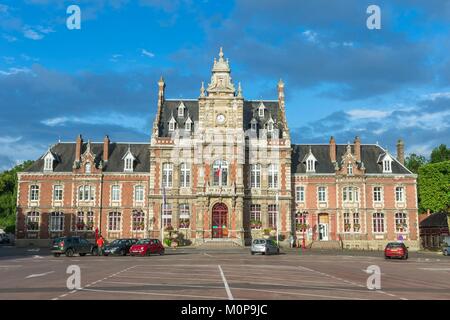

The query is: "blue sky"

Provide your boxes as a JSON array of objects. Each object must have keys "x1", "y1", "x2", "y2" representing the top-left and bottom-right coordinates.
[{"x1": 1, "y1": 0, "x2": 450, "y2": 170}]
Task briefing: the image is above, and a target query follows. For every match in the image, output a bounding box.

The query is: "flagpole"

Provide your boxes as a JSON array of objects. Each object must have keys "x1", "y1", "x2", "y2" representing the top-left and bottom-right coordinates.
[
  {"x1": 161, "y1": 185, "x2": 166, "y2": 244},
  {"x1": 276, "y1": 192, "x2": 279, "y2": 246}
]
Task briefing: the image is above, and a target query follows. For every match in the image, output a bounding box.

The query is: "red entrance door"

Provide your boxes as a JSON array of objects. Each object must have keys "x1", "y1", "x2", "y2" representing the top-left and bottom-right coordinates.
[{"x1": 212, "y1": 203, "x2": 228, "y2": 238}]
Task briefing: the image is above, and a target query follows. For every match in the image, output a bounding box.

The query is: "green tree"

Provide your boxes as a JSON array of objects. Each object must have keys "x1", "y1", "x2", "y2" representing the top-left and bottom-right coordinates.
[
  {"x1": 0, "y1": 161, "x2": 34, "y2": 233},
  {"x1": 418, "y1": 161, "x2": 450, "y2": 213},
  {"x1": 405, "y1": 153, "x2": 428, "y2": 174},
  {"x1": 430, "y1": 144, "x2": 450, "y2": 163}
]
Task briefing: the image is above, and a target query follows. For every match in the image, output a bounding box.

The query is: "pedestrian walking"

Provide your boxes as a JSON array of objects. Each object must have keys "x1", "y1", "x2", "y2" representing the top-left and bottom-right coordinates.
[
  {"x1": 289, "y1": 233, "x2": 294, "y2": 248},
  {"x1": 96, "y1": 234, "x2": 105, "y2": 256}
]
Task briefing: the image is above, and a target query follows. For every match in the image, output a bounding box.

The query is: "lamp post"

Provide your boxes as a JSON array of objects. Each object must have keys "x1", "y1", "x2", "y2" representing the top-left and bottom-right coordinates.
[{"x1": 276, "y1": 192, "x2": 280, "y2": 246}]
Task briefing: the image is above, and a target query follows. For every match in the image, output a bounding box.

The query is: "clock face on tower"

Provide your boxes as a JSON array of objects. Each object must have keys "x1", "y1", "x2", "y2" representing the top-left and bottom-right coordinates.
[{"x1": 216, "y1": 114, "x2": 226, "y2": 124}]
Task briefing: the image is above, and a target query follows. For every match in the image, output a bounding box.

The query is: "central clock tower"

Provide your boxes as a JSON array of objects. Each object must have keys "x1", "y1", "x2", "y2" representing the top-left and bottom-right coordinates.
[{"x1": 198, "y1": 48, "x2": 244, "y2": 131}]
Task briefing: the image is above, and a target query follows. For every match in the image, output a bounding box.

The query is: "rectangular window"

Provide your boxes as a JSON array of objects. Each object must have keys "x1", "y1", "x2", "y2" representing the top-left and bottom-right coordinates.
[
  {"x1": 111, "y1": 185, "x2": 120, "y2": 202},
  {"x1": 108, "y1": 212, "x2": 121, "y2": 231},
  {"x1": 373, "y1": 187, "x2": 382, "y2": 202},
  {"x1": 132, "y1": 210, "x2": 145, "y2": 231},
  {"x1": 162, "y1": 163, "x2": 173, "y2": 188},
  {"x1": 268, "y1": 164, "x2": 278, "y2": 189},
  {"x1": 353, "y1": 213, "x2": 360, "y2": 232},
  {"x1": 78, "y1": 186, "x2": 94, "y2": 201},
  {"x1": 373, "y1": 213, "x2": 385, "y2": 233},
  {"x1": 395, "y1": 212, "x2": 408, "y2": 232},
  {"x1": 395, "y1": 187, "x2": 405, "y2": 202},
  {"x1": 26, "y1": 212, "x2": 40, "y2": 231},
  {"x1": 318, "y1": 187, "x2": 327, "y2": 202},
  {"x1": 250, "y1": 164, "x2": 261, "y2": 188},
  {"x1": 250, "y1": 204, "x2": 261, "y2": 229},
  {"x1": 30, "y1": 185, "x2": 39, "y2": 201},
  {"x1": 268, "y1": 204, "x2": 278, "y2": 229},
  {"x1": 135, "y1": 185, "x2": 144, "y2": 202},
  {"x1": 343, "y1": 213, "x2": 351, "y2": 232},
  {"x1": 295, "y1": 212, "x2": 308, "y2": 231},
  {"x1": 162, "y1": 204, "x2": 172, "y2": 228},
  {"x1": 49, "y1": 212, "x2": 64, "y2": 232},
  {"x1": 53, "y1": 185, "x2": 63, "y2": 201},
  {"x1": 179, "y1": 204, "x2": 190, "y2": 229},
  {"x1": 180, "y1": 163, "x2": 190, "y2": 188},
  {"x1": 296, "y1": 186, "x2": 305, "y2": 202}
]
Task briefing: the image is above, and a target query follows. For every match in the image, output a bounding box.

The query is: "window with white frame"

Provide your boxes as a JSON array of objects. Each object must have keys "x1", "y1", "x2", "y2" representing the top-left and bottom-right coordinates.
[
  {"x1": 258, "y1": 104, "x2": 265, "y2": 117},
  {"x1": 85, "y1": 162, "x2": 91, "y2": 174},
  {"x1": 30, "y1": 185, "x2": 39, "y2": 201},
  {"x1": 268, "y1": 164, "x2": 278, "y2": 189},
  {"x1": 250, "y1": 119, "x2": 257, "y2": 131},
  {"x1": 49, "y1": 212, "x2": 64, "y2": 232},
  {"x1": 124, "y1": 156, "x2": 134, "y2": 172},
  {"x1": 180, "y1": 163, "x2": 190, "y2": 187},
  {"x1": 185, "y1": 118, "x2": 192, "y2": 131},
  {"x1": 296, "y1": 186, "x2": 305, "y2": 202},
  {"x1": 162, "y1": 203, "x2": 172, "y2": 227},
  {"x1": 26, "y1": 211, "x2": 40, "y2": 231},
  {"x1": 213, "y1": 160, "x2": 228, "y2": 187},
  {"x1": 395, "y1": 186, "x2": 405, "y2": 202},
  {"x1": 343, "y1": 213, "x2": 351, "y2": 232},
  {"x1": 168, "y1": 118, "x2": 176, "y2": 132},
  {"x1": 162, "y1": 163, "x2": 173, "y2": 188},
  {"x1": 395, "y1": 212, "x2": 408, "y2": 232},
  {"x1": 53, "y1": 185, "x2": 63, "y2": 201},
  {"x1": 318, "y1": 186, "x2": 327, "y2": 202},
  {"x1": 178, "y1": 103, "x2": 185, "y2": 117},
  {"x1": 78, "y1": 185, "x2": 94, "y2": 201},
  {"x1": 268, "y1": 204, "x2": 278, "y2": 229},
  {"x1": 250, "y1": 164, "x2": 261, "y2": 188},
  {"x1": 179, "y1": 204, "x2": 190, "y2": 229},
  {"x1": 373, "y1": 212, "x2": 385, "y2": 233},
  {"x1": 267, "y1": 120, "x2": 274, "y2": 132},
  {"x1": 383, "y1": 159, "x2": 392, "y2": 173},
  {"x1": 134, "y1": 185, "x2": 144, "y2": 202},
  {"x1": 132, "y1": 210, "x2": 145, "y2": 231},
  {"x1": 111, "y1": 185, "x2": 121, "y2": 202},
  {"x1": 347, "y1": 163, "x2": 353, "y2": 175},
  {"x1": 108, "y1": 212, "x2": 121, "y2": 231},
  {"x1": 306, "y1": 159, "x2": 315, "y2": 172},
  {"x1": 250, "y1": 204, "x2": 261, "y2": 229},
  {"x1": 44, "y1": 156, "x2": 53, "y2": 171},
  {"x1": 343, "y1": 187, "x2": 358, "y2": 203},
  {"x1": 373, "y1": 186, "x2": 382, "y2": 202}
]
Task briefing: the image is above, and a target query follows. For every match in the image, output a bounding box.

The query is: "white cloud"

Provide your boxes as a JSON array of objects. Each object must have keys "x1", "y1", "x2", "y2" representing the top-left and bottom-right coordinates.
[
  {"x1": 23, "y1": 28, "x2": 44, "y2": 40},
  {"x1": 0, "y1": 67, "x2": 32, "y2": 76},
  {"x1": 0, "y1": 136, "x2": 22, "y2": 144},
  {"x1": 2, "y1": 34, "x2": 17, "y2": 42},
  {"x1": 425, "y1": 92, "x2": 450, "y2": 100},
  {"x1": 346, "y1": 109, "x2": 391, "y2": 120},
  {"x1": 302, "y1": 30, "x2": 318, "y2": 43},
  {"x1": 141, "y1": 49, "x2": 155, "y2": 58}
]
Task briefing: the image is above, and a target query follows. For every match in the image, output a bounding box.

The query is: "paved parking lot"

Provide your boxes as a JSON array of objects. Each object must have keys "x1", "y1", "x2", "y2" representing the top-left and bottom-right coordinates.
[{"x1": 0, "y1": 247, "x2": 449, "y2": 300}]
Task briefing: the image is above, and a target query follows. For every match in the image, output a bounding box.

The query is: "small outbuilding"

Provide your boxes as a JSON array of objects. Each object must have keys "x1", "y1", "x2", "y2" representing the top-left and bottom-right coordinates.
[{"x1": 419, "y1": 212, "x2": 449, "y2": 249}]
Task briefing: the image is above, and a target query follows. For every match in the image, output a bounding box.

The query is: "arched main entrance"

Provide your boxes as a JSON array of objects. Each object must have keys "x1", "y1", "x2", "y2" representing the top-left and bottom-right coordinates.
[{"x1": 212, "y1": 203, "x2": 228, "y2": 238}]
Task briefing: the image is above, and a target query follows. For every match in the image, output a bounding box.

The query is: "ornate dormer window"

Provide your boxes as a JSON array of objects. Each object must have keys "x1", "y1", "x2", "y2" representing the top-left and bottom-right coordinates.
[
  {"x1": 304, "y1": 147, "x2": 317, "y2": 173},
  {"x1": 258, "y1": 102, "x2": 265, "y2": 118},
  {"x1": 178, "y1": 101, "x2": 185, "y2": 118},
  {"x1": 379, "y1": 152, "x2": 393, "y2": 173},
  {"x1": 267, "y1": 115, "x2": 274, "y2": 133},
  {"x1": 85, "y1": 162, "x2": 91, "y2": 174},
  {"x1": 250, "y1": 118, "x2": 258, "y2": 131},
  {"x1": 168, "y1": 115, "x2": 176, "y2": 132},
  {"x1": 347, "y1": 163, "x2": 353, "y2": 175},
  {"x1": 185, "y1": 116, "x2": 193, "y2": 132},
  {"x1": 43, "y1": 149, "x2": 56, "y2": 172},
  {"x1": 122, "y1": 146, "x2": 136, "y2": 173}
]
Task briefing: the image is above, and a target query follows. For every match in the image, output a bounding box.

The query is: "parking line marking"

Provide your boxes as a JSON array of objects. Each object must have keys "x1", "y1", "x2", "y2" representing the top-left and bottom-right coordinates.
[
  {"x1": 218, "y1": 265, "x2": 233, "y2": 300},
  {"x1": 81, "y1": 288, "x2": 226, "y2": 300},
  {"x1": 25, "y1": 271, "x2": 55, "y2": 279}
]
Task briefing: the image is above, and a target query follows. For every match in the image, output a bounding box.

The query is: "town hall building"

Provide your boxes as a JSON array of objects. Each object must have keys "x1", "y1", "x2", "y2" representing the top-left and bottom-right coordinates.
[{"x1": 15, "y1": 49, "x2": 419, "y2": 250}]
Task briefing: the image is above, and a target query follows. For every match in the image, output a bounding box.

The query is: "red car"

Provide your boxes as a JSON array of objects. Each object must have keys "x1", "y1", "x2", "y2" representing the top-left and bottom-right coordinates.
[
  {"x1": 384, "y1": 242, "x2": 408, "y2": 260},
  {"x1": 129, "y1": 238, "x2": 165, "y2": 256}
]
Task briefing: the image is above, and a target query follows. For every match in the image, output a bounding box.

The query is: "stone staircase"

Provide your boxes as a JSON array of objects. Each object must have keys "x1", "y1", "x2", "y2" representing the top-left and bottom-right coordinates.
[
  {"x1": 196, "y1": 239, "x2": 242, "y2": 249},
  {"x1": 310, "y1": 240, "x2": 343, "y2": 250}
]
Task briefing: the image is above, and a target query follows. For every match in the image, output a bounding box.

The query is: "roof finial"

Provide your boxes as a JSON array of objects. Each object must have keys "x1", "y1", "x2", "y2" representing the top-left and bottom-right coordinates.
[
  {"x1": 200, "y1": 81, "x2": 205, "y2": 97},
  {"x1": 219, "y1": 47, "x2": 224, "y2": 59},
  {"x1": 237, "y1": 82, "x2": 242, "y2": 98}
]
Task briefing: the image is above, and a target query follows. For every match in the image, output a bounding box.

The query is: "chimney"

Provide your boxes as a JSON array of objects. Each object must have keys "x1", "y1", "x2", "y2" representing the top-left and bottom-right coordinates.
[
  {"x1": 354, "y1": 136, "x2": 361, "y2": 162},
  {"x1": 329, "y1": 136, "x2": 336, "y2": 163},
  {"x1": 75, "y1": 134, "x2": 83, "y2": 162},
  {"x1": 277, "y1": 79, "x2": 285, "y2": 104},
  {"x1": 103, "y1": 135, "x2": 110, "y2": 162},
  {"x1": 158, "y1": 76, "x2": 165, "y2": 102},
  {"x1": 397, "y1": 139, "x2": 405, "y2": 165}
]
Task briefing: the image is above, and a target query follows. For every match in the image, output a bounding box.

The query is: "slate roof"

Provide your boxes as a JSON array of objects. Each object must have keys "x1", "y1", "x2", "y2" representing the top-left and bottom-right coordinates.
[
  {"x1": 291, "y1": 144, "x2": 413, "y2": 175},
  {"x1": 420, "y1": 212, "x2": 449, "y2": 228},
  {"x1": 158, "y1": 99, "x2": 283, "y2": 138},
  {"x1": 24, "y1": 142, "x2": 150, "y2": 173}
]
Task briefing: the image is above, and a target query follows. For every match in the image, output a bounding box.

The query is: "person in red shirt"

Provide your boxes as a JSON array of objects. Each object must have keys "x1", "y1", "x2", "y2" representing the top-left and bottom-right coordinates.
[{"x1": 96, "y1": 234, "x2": 105, "y2": 256}]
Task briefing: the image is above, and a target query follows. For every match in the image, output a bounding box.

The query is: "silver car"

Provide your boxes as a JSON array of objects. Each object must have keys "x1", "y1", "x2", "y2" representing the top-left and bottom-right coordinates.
[
  {"x1": 443, "y1": 236, "x2": 450, "y2": 256},
  {"x1": 251, "y1": 239, "x2": 280, "y2": 255}
]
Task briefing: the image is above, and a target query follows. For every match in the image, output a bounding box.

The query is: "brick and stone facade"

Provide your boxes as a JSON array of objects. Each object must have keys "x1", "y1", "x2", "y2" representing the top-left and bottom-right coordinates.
[{"x1": 15, "y1": 48, "x2": 419, "y2": 249}]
